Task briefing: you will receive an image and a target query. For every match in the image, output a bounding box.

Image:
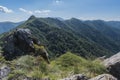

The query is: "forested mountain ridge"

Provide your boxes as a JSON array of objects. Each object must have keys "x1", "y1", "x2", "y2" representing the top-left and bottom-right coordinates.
[{"x1": 0, "y1": 16, "x2": 120, "y2": 58}]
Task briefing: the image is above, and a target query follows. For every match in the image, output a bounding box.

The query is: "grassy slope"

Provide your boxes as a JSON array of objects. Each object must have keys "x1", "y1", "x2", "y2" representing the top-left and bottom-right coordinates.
[{"x1": 7, "y1": 52, "x2": 106, "y2": 79}]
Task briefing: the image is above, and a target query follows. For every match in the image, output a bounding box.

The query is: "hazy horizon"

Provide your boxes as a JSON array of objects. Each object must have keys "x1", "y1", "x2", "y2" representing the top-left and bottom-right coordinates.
[
  {"x1": 1, "y1": 15, "x2": 120, "y2": 23},
  {"x1": 0, "y1": 0, "x2": 120, "y2": 22}
]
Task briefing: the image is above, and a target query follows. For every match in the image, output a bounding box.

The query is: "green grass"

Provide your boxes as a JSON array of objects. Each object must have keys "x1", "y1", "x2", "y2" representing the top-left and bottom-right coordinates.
[
  {"x1": 51, "y1": 52, "x2": 107, "y2": 78},
  {"x1": 7, "y1": 52, "x2": 107, "y2": 79}
]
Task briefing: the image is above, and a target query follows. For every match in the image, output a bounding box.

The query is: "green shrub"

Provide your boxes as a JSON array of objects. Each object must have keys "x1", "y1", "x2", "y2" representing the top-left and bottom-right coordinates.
[
  {"x1": 85, "y1": 59, "x2": 107, "y2": 77},
  {"x1": 8, "y1": 70, "x2": 26, "y2": 80},
  {"x1": 28, "y1": 67, "x2": 44, "y2": 79},
  {"x1": 34, "y1": 44, "x2": 45, "y2": 56},
  {"x1": 52, "y1": 52, "x2": 107, "y2": 78},
  {"x1": 55, "y1": 52, "x2": 86, "y2": 67},
  {"x1": 0, "y1": 56, "x2": 5, "y2": 62}
]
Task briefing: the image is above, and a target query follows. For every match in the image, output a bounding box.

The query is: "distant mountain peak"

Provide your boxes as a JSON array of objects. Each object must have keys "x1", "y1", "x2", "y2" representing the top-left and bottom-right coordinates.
[
  {"x1": 54, "y1": 17, "x2": 64, "y2": 21},
  {"x1": 70, "y1": 18, "x2": 81, "y2": 21},
  {"x1": 28, "y1": 15, "x2": 36, "y2": 20}
]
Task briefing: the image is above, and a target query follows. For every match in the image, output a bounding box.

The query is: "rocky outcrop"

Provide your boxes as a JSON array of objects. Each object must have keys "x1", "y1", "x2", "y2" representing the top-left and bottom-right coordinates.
[
  {"x1": 2, "y1": 28, "x2": 49, "y2": 63},
  {"x1": 0, "y1": 66, "x2": 11, "y2": 79},
  {"x1": 61, "y1": 74, "x2": 117, "y2": 80},
  {"x1": 61, "y1": 74, "x2": 88, "y2": 80},
  {"x1": 7, "y1": 74, "x2": 117, "y2": 80},
  {"x1": 89, "y1": 74, "x2": 117, "y2": 80},
  {"x1": 104, "y1": 52, "x2": 120, "y2": 79}
]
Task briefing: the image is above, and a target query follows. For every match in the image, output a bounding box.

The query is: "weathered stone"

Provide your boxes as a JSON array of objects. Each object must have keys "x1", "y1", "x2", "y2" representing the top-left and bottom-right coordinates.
[
  {"x1": 13, "y1": 28, "x2": 34, "y2": 51},
  {"x1": 8, "y1": 74, "x2": 50, "y2": 80},
  {"x1": 0, "y1": 66, "x2": 11, "y2": 79},
  {"x1": 61, "y1": 74, "x2": 88, "y2": 80},
  {"x1": 103, "y1": 52, "x2": 120, "y2": 79},
  {"x1": 89, "y1": 74, "x2": 117, "y2": 80},
  {"x1": 3, "y1": 28, "x2": 49, "y2": 63}
]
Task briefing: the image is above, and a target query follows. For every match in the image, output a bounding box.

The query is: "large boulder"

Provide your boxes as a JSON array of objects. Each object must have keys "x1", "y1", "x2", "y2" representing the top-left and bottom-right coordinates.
[
  {"x1": 13, "y1": 28, "x2": 36, "y2": 52},
  {"x1": 89, "y1": 74, "x2": 117, "y2": 80},
  {"x1": 104, "y1": 52, "x2": 120, "y2": 79},
  {"x1": 2, "y1": 28, "x2": 49, "y2": 63}
]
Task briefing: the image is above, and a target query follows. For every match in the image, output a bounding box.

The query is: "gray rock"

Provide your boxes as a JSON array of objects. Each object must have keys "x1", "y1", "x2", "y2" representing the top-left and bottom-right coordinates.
[
  {"x1": 89, "y1": 74, "x2": 117, "y2": 80},
  {"x1": 61, "y1": 74, "x2": 88, "y2": 80},
  {"x1": 13, "y1": 28, "x2": 35, "y2": 52},
  {"x1": 3, "y1": 28, "x2": 49, "y2": 63},
  {"x1": 8, "y1": 74, "x2": 50, "y2": 80},
  {"x1": 0, "y1": 66, "x2": 11, "y2": 79},
  {"x1": 103, "y1": 52, "x2": 120, "y2": 79}
]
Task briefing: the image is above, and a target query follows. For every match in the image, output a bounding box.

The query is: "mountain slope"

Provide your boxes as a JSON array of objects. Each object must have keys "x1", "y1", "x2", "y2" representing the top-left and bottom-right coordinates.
[
  {"x1": 107, "y1": 21, "x2": 120, "y2": 29},
  {"x1": 1, "y1": 16, "x2": 120, "y2": 58},
  {"x1": 65, "y1": 19, "x2": 120, "y2": 53},
  {"x1": 85, "y1": 20, "x2": 120, "y2": 43}
]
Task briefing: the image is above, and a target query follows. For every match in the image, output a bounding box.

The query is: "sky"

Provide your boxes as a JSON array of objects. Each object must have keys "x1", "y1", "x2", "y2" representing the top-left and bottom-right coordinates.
[{"x1": 0, "y1": 0, "x2": 120, "y2": 22}]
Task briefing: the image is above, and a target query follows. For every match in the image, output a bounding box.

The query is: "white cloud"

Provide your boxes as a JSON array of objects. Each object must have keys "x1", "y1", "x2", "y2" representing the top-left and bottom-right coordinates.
[
  {"x1": 55, "y1": 0, "x2": 61, "y2": 4},
  {"x1": 54, "y1": 0, "x2": 63, "y2": 5},
  {"x1": 34, "y1": 10, "x2": 51, "y2": 15},
  {"x1": 0, "y1": 6, "x2": 13, "y2": 13},
  {"x1": 19, "y1": 8, "x2": 51, "y2": 15},
  {"x1": 19, "y1": 8, "x2": 26, "y2": 12},
  {"x1": 19, "y1": 8, "x2": 33, "y2": 14}
]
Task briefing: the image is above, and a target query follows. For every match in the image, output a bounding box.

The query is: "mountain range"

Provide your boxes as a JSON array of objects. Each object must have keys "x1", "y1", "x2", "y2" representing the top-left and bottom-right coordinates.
[
  {"x1": 0, "y1": 15, "x2": 120, "y2": 58},
  {"x1": 0, "y1": 16, "x2": 120, "y2": 80},
  {"x1": 0, "y1": 21, "x2": 24, "y2": 34}
]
